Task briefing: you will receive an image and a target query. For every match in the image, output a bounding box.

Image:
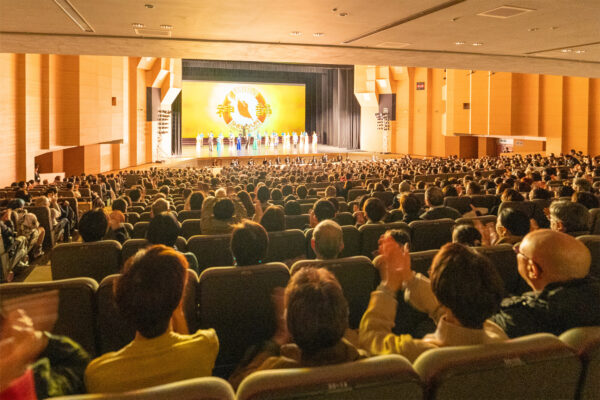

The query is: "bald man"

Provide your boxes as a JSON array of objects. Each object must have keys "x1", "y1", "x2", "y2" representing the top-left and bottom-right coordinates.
[
  {"x1": 491, "y1": 229, "x2": 600, "y2": 338},
  {"x1": 311, "y1": 220, "x2": 344, "y2": 260}
]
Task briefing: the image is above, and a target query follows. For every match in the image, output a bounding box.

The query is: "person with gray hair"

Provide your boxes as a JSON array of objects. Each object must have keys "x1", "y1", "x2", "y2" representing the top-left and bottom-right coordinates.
[
  {"x1": 150, "y1": 198, "x2": 170, "y2": 218},
  {"x1": 311, "y1": 220, "x2": 344, "y2": 260},
  {"x1": 572, "y1": 177, "x2": 592, "y2": 193},
  {"x1": 420, "y1": 186, "x2": 461, "y2": 220},
  {"x1": 549, "y1": 200, "x2": 590, "y2": 235}
]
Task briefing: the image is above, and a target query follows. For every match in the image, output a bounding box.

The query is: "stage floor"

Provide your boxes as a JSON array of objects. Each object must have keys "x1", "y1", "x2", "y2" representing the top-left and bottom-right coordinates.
[{"x1": 180, "y1": 143, "x2": 355, "y2": 159}]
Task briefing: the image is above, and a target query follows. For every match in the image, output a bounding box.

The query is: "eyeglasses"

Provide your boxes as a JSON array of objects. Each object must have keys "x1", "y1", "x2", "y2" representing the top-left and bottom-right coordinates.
[{"x1": 513, "y1": 243, "x2": 534, "y2": 263}]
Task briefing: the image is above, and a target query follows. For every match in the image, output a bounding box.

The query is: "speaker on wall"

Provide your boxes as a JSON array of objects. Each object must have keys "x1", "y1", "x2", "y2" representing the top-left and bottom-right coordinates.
[
  {"x1": 146, "y1": 87, "x2": 161, "y2": 121},
  {"x1": 378, "y1": 94, "x2": 396, "y2": 121}
]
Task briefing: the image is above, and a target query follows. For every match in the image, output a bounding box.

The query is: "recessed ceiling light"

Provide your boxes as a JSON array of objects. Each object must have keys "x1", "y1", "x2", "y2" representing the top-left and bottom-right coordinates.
[
  {"x1": 550, "y1": 26, "x2": 559, "y2": 30},
  {"x1": 160, "y1": 24, "x2": 172, "y2": 30},
  {"x1": 313, "y1": 32, "x2": 324, "y2": 37},
  {"x1": 455, "y1": 41, "x2": 465, "y2": 45},
  {"x1": 339, "y1": 12, "x2": 348, "y2": 17},
  {"x1": 528, "y1": 27, "x2": 538, "y2": 32},
  {"x1": 144, "y1": 4, "x2": 154, "y2": 8},
  {"x1": 561, "y1": 49, "x2": 572, "y2": 53},
  {"x1": 574, "y1": 50, "x2": 586, "y2": 54},
  {"x1": 472, "y1": 42, "x2": 483, "y2": 46},
  {"x1": 132, "y1": 23, "x2": 145, "y2": 28},
  {"x1": 290, "y1": 31, "x2": 302, "y2": 36}
]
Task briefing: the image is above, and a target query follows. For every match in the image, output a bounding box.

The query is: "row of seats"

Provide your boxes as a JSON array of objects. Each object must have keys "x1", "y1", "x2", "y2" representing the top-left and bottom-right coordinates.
[{"x1": 48, "y1": 328, "x2": 600, "y2": 400}]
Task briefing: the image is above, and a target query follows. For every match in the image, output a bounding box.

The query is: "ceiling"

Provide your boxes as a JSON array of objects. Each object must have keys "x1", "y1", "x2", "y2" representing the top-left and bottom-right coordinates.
[{"x1": 1, "y1": 0, "x2": 599, "y2": 77}]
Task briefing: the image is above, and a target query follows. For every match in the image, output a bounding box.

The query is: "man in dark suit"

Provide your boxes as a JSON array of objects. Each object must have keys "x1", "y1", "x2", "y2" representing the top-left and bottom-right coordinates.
[{"x1": 419, "y1": 186, "x2": 461, "y2": 220}]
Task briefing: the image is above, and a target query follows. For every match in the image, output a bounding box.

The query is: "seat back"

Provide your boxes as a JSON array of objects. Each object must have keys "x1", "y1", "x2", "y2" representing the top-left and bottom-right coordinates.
[
  {"x1": 300, "y1": 203, "x2": 313, "y2": 214},
  {"x1": 237, "y1": 355, "x2": 423, "y2": 400},
  {"x1": 469, "y1": 195, "x2": 498, "y2": 210},
  {"x1": 560, "y1": 326, "x2": 600, "y2": 400},
  {"x1": 187, "y1": 235, "x2": 233, "y2": 273},
  {"x1": 473, "y1": 244, "x2": 529, "y2": 296},
  {"x1": 589, "y1": 208, "x2": 600, "y2": 235},
  {"x1": 265, "y1": 229, "x2": 306, "y2": 264},
  {"x1": 359, "y1": 222, "x2": 410, "y2": 258},
  {"x1": 284, "y1": 214, "x2": 309, "y2": 230},
  {"x1": 132, "y1": 221, "x2": 149, "y2": 239},
  {"x1": 414, "y1": 333, "x2": 582, "y2": 400},
  {"x1": 197, "y1": 263, "x2": 289, "y2": 378},
  {"x1": 443, "y1": 196, "x2": 472, "y2": 214},
  {"x1": 290, "y1": 256, "x2": 378, "y2": 329},
  {"x1": 0, "y1": 278, "x2": 99, "y2": 356},
  {"x1": 334, "y1": 212, "x2": 355, "y2": 226},
  {"x1": 408, "y1": 219, "x2": 454, "y2": 252},
  {"x1": 139, "y1": 212, "x2": 152, "y2": 222},
  {"x1": 498, "y1": 201, "x2": 536, "y2": 218},
  {"x1": 455, "y1": 215, "x2": 497, "y2": 227},
  {"x1": 576, "y1": 235, "x2": 600, "y2": 279},
  {"x1": 52, "y1": 377, "x2": 235, "y2": 400},
  {"x1": 96, "y1": 270, "x2": 198, "y2": 355},
  {"x1": 125, "y1": 212, "x2": 140, "y2": 225},
  {"x1": 25, "y1": 206, "x2": 54, "y2": 249},
  {"x1": 181, "y1": 219, "x2": 202, "y2": 239},
  {"x1": 372, "y1": 191, "x2": 395, "y2": 207},
  {"x1": 177, "y1": 209, "x2": 203, "y2": 222},
  {"x1": 409, "y1": 249, "x2": 438, "y2": 276},
  {"x1": 51, "y1": 241, "x2": 122, "y2": 282},
  {"x1": 121, "y1": 239, "x2": 149, "y2": 265}
]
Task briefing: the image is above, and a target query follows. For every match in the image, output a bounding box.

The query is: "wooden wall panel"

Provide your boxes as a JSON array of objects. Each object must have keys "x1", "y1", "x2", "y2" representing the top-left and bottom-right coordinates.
[
  {"x1": 446, "y1": 69, "x2": 470, "y2": 135},
  {"x1": 562, "y1": 76, "x2": 589, "y2": 154},
  {"x1": 589, "y1": 79, "x2": 600, "y2": 156},
  {"x1": 539, "y1": 75, "x2": 563, "y2": 155},
  {"x1": 489, "y1": 72, "x2": 512, "y2": 136},
  {"x1": 470, "y1": 71, "x2": 488, "y2": 135},
  {"x1": 511, "y1": 73, "x2": 539, "y2": 136},
  {"x1": 429, "y1": 69, "x2": 445, "y2": 157},
  {"x1": 412, "y1": 68, "x2": 431, "y2": 156}
]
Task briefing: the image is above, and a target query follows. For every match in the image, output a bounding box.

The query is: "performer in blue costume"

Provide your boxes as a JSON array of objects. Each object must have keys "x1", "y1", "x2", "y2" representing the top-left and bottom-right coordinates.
[
  {"x1": 216, "y1": 132, "x2": 223, "y2": 152},
  {"x1": 236, "y1": 133, "x2": 242, "y2": 151},
  {"x1": 252, "y1": 131, "x2": 258, "y2": 150}
]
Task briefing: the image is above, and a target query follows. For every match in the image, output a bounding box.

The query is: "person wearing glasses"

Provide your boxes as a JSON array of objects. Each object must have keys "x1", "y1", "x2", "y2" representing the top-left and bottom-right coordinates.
[{"x1": 491, "y1": 229, "x2": 599, "y2": 338}]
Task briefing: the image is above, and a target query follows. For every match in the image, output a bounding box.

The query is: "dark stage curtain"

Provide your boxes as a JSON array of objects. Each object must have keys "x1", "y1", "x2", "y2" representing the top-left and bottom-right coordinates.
[
  {"x1": 182, "y1": 60, "x2": 360, "y2": 149},
  {"x1": 171, "y1": 92, "x2": 182, "y2": 156}
]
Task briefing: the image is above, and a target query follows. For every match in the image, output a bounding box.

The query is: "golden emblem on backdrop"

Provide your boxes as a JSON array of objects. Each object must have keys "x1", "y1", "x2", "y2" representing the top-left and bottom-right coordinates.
[{"x1": 217, "y1": 86, "x2": 272, "y2": 132}]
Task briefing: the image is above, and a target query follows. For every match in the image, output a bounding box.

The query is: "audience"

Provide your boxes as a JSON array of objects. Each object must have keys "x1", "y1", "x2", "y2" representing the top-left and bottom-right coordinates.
[
  {"x1": 420, "y1": 187, "x2": 461, "y2": 220},
  {"x1": 452, "y1": 224, "x2": 483, "y2": 247},
  {"x1": 85, "y1": 245, "x2": 218, "y2": 393},
  {"x1": 495, "y1": 208, "x2": 530, "y2": 245},
  {"x1": 78, "y1": 209, "x2": 108, "y2": 243},
  {"x1": 146, "y1": 212, "x2": 199, "y2": 273},
  {"x1": 201, "y1": 189, "x2": 247, "y2": 234},
  {"x1": 311, "y1": 220, "x2": 344, "y2": 260},
  {"x1": 309, "y1": 199, "x2": 336, "y2": 228},
  {"x1": 230, "y1": 221, "x2": 269, "y2": 266},
  {"x1": 549, "y1": 201, "x2": 591, "y2": 235},
  {"x1": 259, "y1": 205, "x2": 285, "y2": 232}
]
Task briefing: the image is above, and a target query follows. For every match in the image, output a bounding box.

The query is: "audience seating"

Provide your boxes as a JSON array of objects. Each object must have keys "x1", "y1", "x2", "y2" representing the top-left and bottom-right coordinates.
[
  {"x1": 560, "y1": 326, "x2": 600, "y2": 400},
  {"x1": 347, "y1": 188, "x2": 369, "y2": 202},
  {"x1": 96, "y1": 269, "x2": 198, "y2": 354},
  {"x1": 455, "y1": 215, "x2": 497, "y2": 227},
  {"x1": 497, "y1": 200, "x2": 536, "y2": 218},
  {"x1": 443, "y1": 196, "x2": 472, "y2": 214},
  {"x1": 129, "y1": 206, "x2": 145, "y2": 214},
  {"x1": 372, "y1": 190, "x2": 395, "y2": 207},
  {"x1": 26, "y1": 205, "x2": 55, "y2": 249},
  {"x1": 197, "y1": 263, "x2": 290, "y2": 378},
  {"x1": 178, "y1": 209, "x2": 202, "y2": 222},
  {"x1": 474, "y1": 244, "x2": 530, "y2": 296},
  {"x1": 359, "y1": 222, "x2": 410, "y2": 258},
  {"x1": 264, "y1": 229, "x2": 306, "y2": 264},
  {"x1": 120, "y1": 237, "x2": 187, "y2": 265},
  {"x1": 284, "y1": 214, "x2": 309, "y2": 230},
  {"x1": 469, "y1": 194, "x2": 499, "y2": 210},
  {"x1": 187, "y1": 234, "x2": 234, "y2": 272},
  {"x1": 413, "y1": 333, "x2": 582, "y2": 400},
  {"x1": 387, "y1": 209, "x2": 404, "y2": 222},
  {"x1": 181, "y1": 219, "x2": 202, "y2": 239},
  {"x1": 299, "y1": 203, "x2": 313, "y2": 214},
  {"x1": 124, "y1": 212, "x2": 140, "y2": 225},
  {"x1": 576, "y1": 235, "x2": 600, "y2": 279},
  {"x1": 408, "y1": 219, "x2": 454, "y2": 252},
  {"x1": 52, "y1": 377, "x2": 236, "y2": 400},
  {"x1": 291, "y1": 256, "x2": 378, "y2": 329},
  {"x1": 51, "y1": 240, "x2": 122, "y2": 283},
  {"x1": 589, "y1": 208, "x2": 600, "y2": 235},
  {"x1": 0, "y1": 278, "x2": 99, "y2": 356},
  {"x1": 139, "y1": 212, "x2": 152, "y2": 222},
  {"x1": 132, "y1": 221, "x2": 149, "y2": 239},
  {"x1": 333, "y1": 211, "x2": 355, "y2": 226},
  {"x1": 236, "y1": 355, "x2": 423, "y2": 400}
]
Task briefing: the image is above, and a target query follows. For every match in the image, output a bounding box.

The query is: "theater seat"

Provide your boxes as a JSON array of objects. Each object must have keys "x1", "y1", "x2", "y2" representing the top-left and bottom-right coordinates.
[
  {"x1": 139, "y1": 211, "x2": 152, "y2": 222},
  {"x1": 359, "y1": 222, "x2": 410, "y2": 259},
  {"x1": 236, "y1": 355, "x2": 423, "y2": 400},
  {"x1": 125, "y1": 212, "x2": 140, "y2": 225},
  {"x1": 469, "y1": 194, "x2": 499, "y2": 211},
  {"x1": 291, "y1": 256, "x2": 378, "y2": 329},
  {"x1": 560, "y1": 326, "x2": 600, "y2": 400},
  {"x1": 25, "y1": 205, "x2": 55, "y2": 249},
  {"x1": 120, "y1": 237, "x2": 187, "y2": 265},
  {"x1": 132, "y1": 221, "x2": 149, "y2": 239},
  {"x1": 51, "y1": 240, "x2": 122, "y2": 283},
  {"x1": 51, "y1": 377, "x2": 235, "y2": 400},
  {"x1": 498, "y1": 201, "x2": 536, "y2": 218},
  {"x1": 589, "y1": 208, "x2": 600, "y2": 235},
  {"x1": 187, "y1": 234, "x2": 233, "y2": 273},
  {"x1": 414, "y1": 333, "x2": 582, "y2": 400},
  {"x1": 333, "y1": 211, "x2": 355, "y2": 226},
  {"x1": 96, "y1": 269, "x2": 198, "y2": 355},
  {"x1": 177, "y1": 209, "x2": 202, "y2": 222},
  {"x1": 265, "y1": 229, "x2": 306, "y2": 264},
  {"x1": 372, "y1": 191, "x2": 395, "y2": 207},
  {"x1": 198, "y1": 263, "x2": 289, "y2": 378},
  {"x1": 0, "y1": 278, "x2": 99, "y2": 356},
  {"x1": 181, "y1": 219, "x2": 202, "y2": 239},
  {"x1": 284, "y1": 214, "x2": 309, "y2": 230},
  {"x1": 409, "y1": 219, "x2": 454, "y2": 252},
  {"x1": 474, "y1": 244, "x2": 530, "y2": 296},
  {"x1": 576, "y1": 235, "x2": 600, "y2": 279},
  {"x1": 455, "y1": 215, "x2": 497, "y2": 227},
  {"x1": 443, "y1": 196, "x2": 472, "y2": 214}
]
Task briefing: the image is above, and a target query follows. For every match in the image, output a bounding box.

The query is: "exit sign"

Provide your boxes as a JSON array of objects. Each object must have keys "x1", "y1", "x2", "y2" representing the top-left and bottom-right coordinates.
[{"x1": 416, "y1": 82, "x2": 425, "y2": 90}]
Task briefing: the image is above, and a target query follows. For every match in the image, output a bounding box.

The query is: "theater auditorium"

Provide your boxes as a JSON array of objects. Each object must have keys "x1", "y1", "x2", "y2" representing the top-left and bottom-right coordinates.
[{"x1": 1, "y1": 1, "x2": 599, "y2": 399}]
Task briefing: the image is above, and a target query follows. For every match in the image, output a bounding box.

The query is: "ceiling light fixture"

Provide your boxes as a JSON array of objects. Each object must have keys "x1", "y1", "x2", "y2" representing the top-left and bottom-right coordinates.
[
  {"x1": 561, "y1": 49, "x2": 572, "y2": 53},
  {"x1": 289, "y1": 31, "x2": 302, "y2": 36},
  {"x1": 472, "y1": 42, "x2": 483, "y2": 46},
  {"x1": 132, "y1": 23, "x2": 145, "y2": 28},
  {"x1": 455, "y1": 41, "x2": 465, "y2": 45},
  {"x1": 528, "y1": 27, "x2": 538, "y2": 32},
  {"x1": 339, "y1": 12, "x2": 348, "y2": 17},
  {"x1": 52, "y1": 0, "x2": 94, "y2": 32},
  {"x1": 574, "y1": 50, "x2": 586, "y2": 54},
  {"x1": 313, "y1": 32, "x2": 324, "y2": 37},
  {"x1": 145, "y1": 4, "x2": 154, "y2": 8},
  {"x1": 160, "y1": 24, "x2": 172, "y2": 30}
]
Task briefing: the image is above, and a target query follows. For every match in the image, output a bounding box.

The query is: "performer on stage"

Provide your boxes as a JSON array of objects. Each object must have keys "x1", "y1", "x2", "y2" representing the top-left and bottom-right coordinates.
[
  {"x1": 217, "y1": 132, "x2": 223, "y2": 152},
  {"x1": 208, "y1": 131, "x2": 214, "y2": 152},
  {"x1": 196, "y1": 132, "x2": 203, "y2": 153},
  {"x1": 236, "y1": 133, "x2": 242, "y2": 151},
  {"x1": 252, "y1": 131, "x2": 258, "y2": 150},
  {"x1": 245, "y1": 128, "x2": 250, "y2": 150},
  {"x1": 228, "y1": 131, "x2": 234, "y2": 150},
  {"x1": 256, "y1": 131, "x2": 262, "y2": 148},
  {"x1": 272, "y1": 131, "x2": 278, "y2": 148},
  {"x1": 292, "y1": 131, "x2": 298, "y2": 148},
  {"x1": 312, "y1": 131, "x2": 318, "y2": 147}
]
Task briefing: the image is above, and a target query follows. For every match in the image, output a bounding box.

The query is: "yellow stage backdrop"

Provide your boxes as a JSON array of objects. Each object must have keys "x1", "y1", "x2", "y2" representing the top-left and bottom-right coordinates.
[{"x1": 182, "y1": 81, "x2": 305, "y2": 137}]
